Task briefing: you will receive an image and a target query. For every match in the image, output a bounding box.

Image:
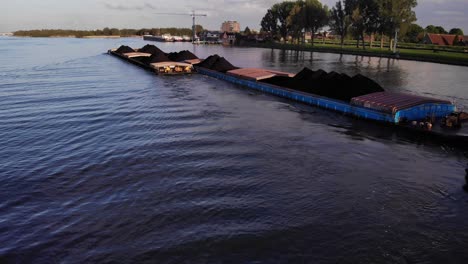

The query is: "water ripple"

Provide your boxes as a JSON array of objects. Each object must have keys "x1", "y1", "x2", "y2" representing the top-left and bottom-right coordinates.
[{"x1": 1, "y1": 38, "x2": 468, "y2": 263}]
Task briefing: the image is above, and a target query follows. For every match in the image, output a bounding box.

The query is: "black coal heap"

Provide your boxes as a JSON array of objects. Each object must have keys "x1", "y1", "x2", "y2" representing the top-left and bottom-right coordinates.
[{"x1": 261, "y1": 67, "x2": 384, "y2": 102}]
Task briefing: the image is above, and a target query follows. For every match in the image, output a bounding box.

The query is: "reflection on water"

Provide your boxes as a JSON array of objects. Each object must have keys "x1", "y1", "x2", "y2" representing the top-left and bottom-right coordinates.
[{"x1": 0, "y1": 37, "x2": 467, "y2": 263}]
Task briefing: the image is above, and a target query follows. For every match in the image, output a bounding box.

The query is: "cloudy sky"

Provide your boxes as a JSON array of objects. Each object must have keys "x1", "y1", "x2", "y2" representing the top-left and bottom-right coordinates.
[{"x1": 1, "y1": 0, "x2": 467, "y2": 33}]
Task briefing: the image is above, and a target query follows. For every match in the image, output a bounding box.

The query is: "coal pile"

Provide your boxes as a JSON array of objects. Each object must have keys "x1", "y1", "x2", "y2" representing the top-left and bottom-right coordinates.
[
  {"x1": 115, "y1": 45, "x2": 135, "y2": 54},
  {"x1": 195, "y1": 54, "x2": 237, "y2": 73},
  {"x1": 260, "y1": 67, "x2": 384, "y2": 102},
  {"x1": 167, "y1": 50, "x2": 198, "y2": 62},
  {"x1": 196, "y1": 55, "x2": 221, "y2": 69},
  {"x1": 349, "y1": 74, "x2": 384, "y2": 95},
  {"x1": 138, "y1": 44, "x2": 164, "y2": 55},
  {"x1": 133, "y1": 53, "x2": 170, "y2": 65}
]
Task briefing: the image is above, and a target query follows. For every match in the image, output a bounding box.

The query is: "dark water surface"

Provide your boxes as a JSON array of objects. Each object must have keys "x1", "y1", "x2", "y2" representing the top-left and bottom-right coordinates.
[{"x1": 1, "y1": 37, "x2": 468, "y2": 263}]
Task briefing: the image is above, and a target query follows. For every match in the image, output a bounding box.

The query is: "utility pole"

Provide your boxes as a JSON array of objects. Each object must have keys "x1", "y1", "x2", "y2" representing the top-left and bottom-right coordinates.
[
  {"x1": 393, "y1": 28, "x2": 400, "y2": 53},
  {"x1": 192, "y1": 13, "x2": 196, "y2": 41}
]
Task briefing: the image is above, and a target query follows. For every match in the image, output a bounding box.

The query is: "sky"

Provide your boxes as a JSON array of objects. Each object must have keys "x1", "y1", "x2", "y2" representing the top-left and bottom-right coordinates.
[{"x1": 1, "y1": 0, "x2": 467, "y2": 33}]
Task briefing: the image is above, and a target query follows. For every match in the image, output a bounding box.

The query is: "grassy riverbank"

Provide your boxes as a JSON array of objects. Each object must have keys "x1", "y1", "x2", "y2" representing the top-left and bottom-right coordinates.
[{"x1": 243, "y1": 42, "x2": 468, "y2": 67}]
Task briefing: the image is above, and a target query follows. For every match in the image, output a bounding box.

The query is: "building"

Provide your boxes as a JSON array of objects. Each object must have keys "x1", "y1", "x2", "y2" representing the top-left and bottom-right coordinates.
[
  {"x1": 201, "y1": 31, "x2": 220, "y2": 40},
  {"x1": 423, "y1": 33, "x2": 464, "y2": 46},
  {"x1": 200, "y1": 31, "x2": 222, "y2": 44},
  {"x1": 221, "y1": 21, "x2": 240, "y2": 33},
  {"x1": 222, "y1": 32, "x2": 236, "y2": 45}
]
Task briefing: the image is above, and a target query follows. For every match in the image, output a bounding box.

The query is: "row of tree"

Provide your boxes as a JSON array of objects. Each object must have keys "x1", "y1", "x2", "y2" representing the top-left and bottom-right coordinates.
[
  {"x1": 13, "y1": 26, "x2": 204, "y2": 38},
  {"x1": 261, "y1": 0, "x2": 418, "y2": 49},
  {"x1": 403, "y1": 24, "x2": 464, "y2": 43},
  {"x1": 261, "y1": 0, "x2": 464, "y2": 49}
]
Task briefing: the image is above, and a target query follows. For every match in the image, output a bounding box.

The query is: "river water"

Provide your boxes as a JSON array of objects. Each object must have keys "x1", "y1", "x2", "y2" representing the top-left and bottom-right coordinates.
[{"x1": 1, "y1": 37, "x2": 468, "y2": 263}]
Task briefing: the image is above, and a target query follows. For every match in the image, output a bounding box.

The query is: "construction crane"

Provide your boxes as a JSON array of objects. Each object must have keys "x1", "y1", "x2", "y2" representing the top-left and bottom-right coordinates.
[{"x1": 153, "y1": 11, "x2": 207, "y2": 41}]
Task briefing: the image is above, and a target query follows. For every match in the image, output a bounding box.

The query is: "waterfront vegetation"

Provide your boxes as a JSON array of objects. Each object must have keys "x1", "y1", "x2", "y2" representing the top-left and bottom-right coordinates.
[
  {"x1": 260, "y1": 0, "x2": 465, "y2": 48},
  {"x1": 13, "y1": 26, "x2": 204, "y2": 38},
  {"x1": 256, "y1": 0, "x2": 468, "y2": 65}
]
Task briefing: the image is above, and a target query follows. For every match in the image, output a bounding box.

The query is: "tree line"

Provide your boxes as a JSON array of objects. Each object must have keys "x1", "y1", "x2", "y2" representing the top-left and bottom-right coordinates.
[
  {"x1": 260, "y1": 0, "x2": 465, "y2": 49},
  {"x1": 13, "y1": 26, "x2": 204, "y2": 38}
]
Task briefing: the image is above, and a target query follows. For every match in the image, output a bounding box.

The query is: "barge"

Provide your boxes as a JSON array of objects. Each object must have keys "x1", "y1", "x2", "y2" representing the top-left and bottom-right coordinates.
[
  {"x1": 143, "y1": 34, "x2": 175, "y2": 42},
  {"x1": 143, "y1": 34, "x2": 191, "y2": 42},
  {"x1": 195, "y1": 66, "x2": 468, "y2": 147},
  {"x1": 107, "y1": 45, "x2": 468, "y2": 147},
  {"x1": 108, "y1": 48, "x2": 194, "y2": 75}
]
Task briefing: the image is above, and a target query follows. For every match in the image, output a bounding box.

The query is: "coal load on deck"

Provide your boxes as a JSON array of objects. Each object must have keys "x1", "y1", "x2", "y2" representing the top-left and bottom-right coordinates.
[
  {"x1": 134, "y1": 53, "x2": 171, "y2": 65},
  {"x1": 115, "y1": 45, "x2": 135, "y2": 54},
  {"x1": 195, "y1": 54, "x2": 237, "y2": 73},
  {"x1": 260, "y1": 67, "x2": 384, "y2": 102},
  {"x1": 131, "y1": 44, "x2": 170, "y2": 65},
  {"x1": 138, "y1": 44, "x2": 164, "y2": 55},
  {"x1": 167, "y1": 50, "x2": 198, "y2": 62}
]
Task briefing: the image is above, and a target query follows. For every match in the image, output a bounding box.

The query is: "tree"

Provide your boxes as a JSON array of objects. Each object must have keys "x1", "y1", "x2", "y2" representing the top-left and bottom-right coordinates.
[
  {"x1": 347, "y1": 0, "x2": 380, "y2": 50},
  {"x1": 287, "y1": 0, "x2": 306, "y2": 43},
  {"x1": 244, "y1": 26, "x2": 251, "y2": 35},
  {"x1": 426, "y1": 25, "x2": 447, "y2": 34},
  {"x1": 403, "y1": 23, "x2": 424, "y2": 43},
  {"x1": 102, "y1": 27, "x2": 111, "y2": 35},
  {"x1": 195, "y1": 25, "x2": 204, "y2": 35},
  {"x1": 343, "y1": 0, "x2": 359, "y2": 47},
  {"x1": 110, "y1": 28, "x2": 120, "y2": 36},
  {"x1": 425, "y1": 25, "x2": 437, "y2": 33},
  {"x1": 449, "y1": 28, "x2": 463, "y2": 35},
  {"x1": 273, "y1": 1, "x2": 296, "y2": 42},
  {"x1": 435, "y1": 26, "x2": 447, "y2": 34},
  {"x1": 329, "y1": 0, "x2": 350, "y2": 48},
  {"x1": 349, "y1": 6, "x2": 364, "y2": 48},
  {"x1": 377, "y1": 0, "x2": 417, "y2": 50},
  {"x1": 302, "y1": 0, "x2": 329, "y2": 46},
  {"x1": 261, "y1": 8, "x2": 279, "y2": 39}
]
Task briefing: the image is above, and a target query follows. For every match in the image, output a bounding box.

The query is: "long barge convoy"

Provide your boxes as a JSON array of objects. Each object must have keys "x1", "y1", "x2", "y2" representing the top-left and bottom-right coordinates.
[{"x1": 108, "y1": 45, "x2": 468, "y2": 147}]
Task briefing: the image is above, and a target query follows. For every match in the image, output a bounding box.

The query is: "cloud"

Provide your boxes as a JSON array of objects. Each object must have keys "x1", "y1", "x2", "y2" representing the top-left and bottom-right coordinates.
[
  {"x1": 103, "y1": 2, "x2": 157, "y2": 11},
  {"x1": 434, "y1": 10, "x2": 464, "y2": 16},
  {"x1": 2, "y1": 0, "x2": 466, "y2": 33}
]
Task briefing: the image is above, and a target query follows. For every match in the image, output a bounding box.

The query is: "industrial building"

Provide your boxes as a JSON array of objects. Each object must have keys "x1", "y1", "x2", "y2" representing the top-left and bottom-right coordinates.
[{"x1": 221, "y1": 21, "x2": 240, "y2": 33}]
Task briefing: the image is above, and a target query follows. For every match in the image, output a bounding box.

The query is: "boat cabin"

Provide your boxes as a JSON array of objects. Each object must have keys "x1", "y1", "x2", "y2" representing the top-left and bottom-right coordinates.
[{"x1": 351, "y1": 92, "x2": 456, "y2": 123}]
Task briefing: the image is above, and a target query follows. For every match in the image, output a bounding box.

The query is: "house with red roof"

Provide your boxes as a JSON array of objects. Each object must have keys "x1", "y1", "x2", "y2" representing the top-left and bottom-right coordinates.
[{"x1": 423, "y1": 33, "x2": 464, "y2": 46}]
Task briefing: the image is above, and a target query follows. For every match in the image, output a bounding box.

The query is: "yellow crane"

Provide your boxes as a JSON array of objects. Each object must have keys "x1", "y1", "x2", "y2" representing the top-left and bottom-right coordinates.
[{"x1": 154, "y1": 11, "x2": 207, "y2": 41}]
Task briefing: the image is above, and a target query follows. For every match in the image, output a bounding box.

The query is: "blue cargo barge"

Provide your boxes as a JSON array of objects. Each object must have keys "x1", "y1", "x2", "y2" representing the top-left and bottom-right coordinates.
[
  {"x1": 195, "y1": 66, "x2": 456, "y2": 124},
  {"x1": 107, "y1": 45, "x2": 467, "y2": 147}
]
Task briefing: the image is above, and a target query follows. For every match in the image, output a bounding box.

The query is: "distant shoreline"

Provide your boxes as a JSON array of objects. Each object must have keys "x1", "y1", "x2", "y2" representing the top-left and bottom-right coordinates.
[
  {"x1": 82, "y1": 35, "x2": 121, "y2": 39},
  {"x1": 7, "y1": 35, "x2": 142, "y2": 39},
  {"x1": 10, "y1": 35, "x2": 141, "y2": 39},
  {"x1": 12, "y1": 27, "x2": 196, "y2": 39}
]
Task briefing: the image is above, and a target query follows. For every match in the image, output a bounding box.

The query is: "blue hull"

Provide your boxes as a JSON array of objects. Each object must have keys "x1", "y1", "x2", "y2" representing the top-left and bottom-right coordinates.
[
  {"x1": 195, "y1": 67, "x2": 456, "y2": 124},
  {"x1": 196, "y1": 67, "x2": 400, "y2": 123}
]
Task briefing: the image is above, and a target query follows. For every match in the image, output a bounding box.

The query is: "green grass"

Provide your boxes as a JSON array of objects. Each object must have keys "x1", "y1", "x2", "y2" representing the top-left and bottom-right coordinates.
[{"x1": 245, "y1": 42, "x2": 468, "y2": 66}]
